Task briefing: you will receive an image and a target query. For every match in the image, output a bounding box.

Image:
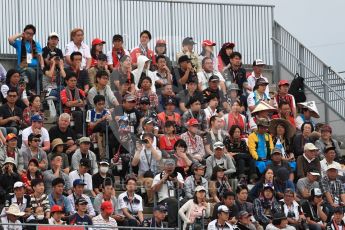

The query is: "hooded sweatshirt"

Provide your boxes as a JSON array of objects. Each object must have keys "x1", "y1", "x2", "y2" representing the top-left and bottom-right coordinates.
[{"x1": 132, "y1": 55, "x2": 157, "y2": 92}]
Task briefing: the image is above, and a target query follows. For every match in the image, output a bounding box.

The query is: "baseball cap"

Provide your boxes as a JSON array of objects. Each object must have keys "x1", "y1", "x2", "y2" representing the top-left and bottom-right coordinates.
[
  {"x1": 80, "y1": 158, "x2": 91, "y2": 168},
  {"x1": 101, "y1": 201, "x2": 113, "y2": 214},
  {"x1": 263, "y1": 183, "x2": 274, "y2": 191},
  {"x1": 6, "y1": 133, "x2": 17, "y2": 142},
  {"x1": 213, "y1": 141, "x2": 225, "y2": 149},
  {"x1": 324, "y1": 145, "x2": 336, "y2": 153},
  {"x1": 308, "y1": 168, "x2": 321, "y2": 176},
  {"x1": 195, "y1": 186, "x2": 206, "y2": 192},
  {"x1": 166, "y1": 96, "x2": 176, "y2": 105},
  {"x1": 238, "y1": 211, "x2": 251, "y2": 218},
  {"x1": 202, "y1": 40, "x2": 216, "y2": 46},
  {"x1": 192, "y1": 162, "x2": 206, "y2": 171},
  {"x1": 78, "y1": 137, "x2": 91, "y2": 145},
  {"x1": 13, "y1": 181, "x2": 25, "y2": 189},
  {"x1": 97, "y1": 53, "x2": 107, "y2": 61},
  {"x1": 304, "y1": 143, "x2": 319, "y2": 151},
  {"x1": 178, "y1": 55, "x2": 191, "y2": 64},
  {"x1": 186, "y1": 76, "x2": 198, "y2": 84},
  {"x1": 123, "y1": 94, "x2": 136, "y2": 102},
  {"x1": 31, "y1": 114, "x2": 43, "y2": 122},
  {"x1": 139, "y1": 96, "x2": 150, "y2": 104},
  {"x1": 73, "y1": 179, "x2": 87, "y2": 187},
  {"x1": 92, "y1": 38, "x2": 106, "y2": 46},
  {"x1": 327, "y1": 164, "x2": 339, "y2": 171},
  {"x1": 213, "y1": 165, "x2": 226, "y2": 172},
  {"x1": 255, "y1": 78, "x2": 269, "y2": 86},
  {"x1": 143, "y1": 118, "x2": 154, "y2": 125},
  {"x1": 153, "y1": 204, "x2": 167, "y2": 212},
  {"x1": 253, "y1": 59, "x2": 265, "y2": 66},
  {"x1": 217, "y1": 205, "x2": 229, "y2": 213},
  {"x1": 51, "y1": 205, "x2": 63, "y2": 213},
  {"x1": 186, "y1": 118, "x2": 199, "y2": 126},
  {"x1": 182, "y1": 37, "x2": 196, "y2": 46},
  {"x1": 272, "y1": 148, "x2": 282, "y2": 155},
  {"x1": 48, "y1": 32, "x2": 59, "y2": 39},
  {"x1": 209, "y1": 75, "x2": 220, "y2": 82},
  {"x1": 75, "y1": 197, "x2": 88, "y2": 205},
  {"x1": 99, "y1": 159, "x2": 110, "y2": 166},
  {"x1": 28, "y1": 133, "x2": 41, "y2": 142},
  {"x1": 311, "y1": 188, "x2": 322, "y2": 197},
  {"x1": 278, "y1": 80, "x2": 289, "y2": 86}
]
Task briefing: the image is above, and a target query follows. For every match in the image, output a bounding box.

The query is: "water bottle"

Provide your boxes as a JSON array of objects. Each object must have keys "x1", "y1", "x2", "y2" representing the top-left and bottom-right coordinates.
[{"x1": 117, "y1": 157, "x2": 123, "y2": 171}]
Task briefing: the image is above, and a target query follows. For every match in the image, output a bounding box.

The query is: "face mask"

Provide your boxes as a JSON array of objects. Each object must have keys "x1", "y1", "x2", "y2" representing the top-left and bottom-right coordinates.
[
  {"x1": 100, "y1": 166, "x2": 109, "y2": 174},
  {"x1": 36, "y1": 214, "x2": 44, "y2": 220}
]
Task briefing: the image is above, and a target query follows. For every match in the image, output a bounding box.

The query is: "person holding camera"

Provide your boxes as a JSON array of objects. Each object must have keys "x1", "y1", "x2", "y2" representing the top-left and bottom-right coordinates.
[
  {"x1": 0, "y1": 133, "x2": 23, "y2": 172},
  {"x1": 152, "y1": 158, "x2": 184, "y2": 228}
]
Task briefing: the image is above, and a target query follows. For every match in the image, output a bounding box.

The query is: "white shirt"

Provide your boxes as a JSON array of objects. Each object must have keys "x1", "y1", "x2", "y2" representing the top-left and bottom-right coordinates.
[
  {"x1": 92, "y1": 214, "x2": 118, "y2": 230},
  {"x1": 0, "y1": 217, "x2": 22, "y2": 230},
  {"x1": 21, "y1": 126, "x2": 50, "y2": 150},
  {"x1": 197, "y1": 70, "x2": 225, "y2": 91},
  {"x1": 68, "y1": 170, "x2": 93, "y2": 192},
  {"x1": 204, "y1": 106, "x2": 218, "y2": 122},
  {"x1": 117, "y1": 192, "x2": 143, "y2": 215},
  {"x1": 152, "y1": 172, "x2": 184, "y2": 202},
  {"x1": 320, "y1": 160, "x2": 342, "y2": 177},
  {"x1": 207, "y1": 219, "x2": 233, "y2": 230},
  {"x1": 106, "y1": 50, "x2": 130, "y2": 66},
  {"x1": 64, "y1": 41, "x2": 91, "y2": 70},
  {"x1": 138, "y1": 148, "x2": 162, "y2": 177},
  {"x1": 1, "y1": 85, "x2": 27, "y2": 100},
  {"x1": 67, "y1": 193, "x2": 96, "y2": 217},
  {"x1": 247, "y1": 72, "x2": 269, "y2": 95}
]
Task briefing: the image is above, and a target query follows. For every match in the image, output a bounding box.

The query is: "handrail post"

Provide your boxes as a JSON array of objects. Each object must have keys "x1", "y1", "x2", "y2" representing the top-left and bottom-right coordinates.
[
  {"x1": 323, "y1": 64, "x2": 329, "y2": 124},
  {"x1": 299, "y1": 44, "x2": 305, "y2": 78},
  {"x1": 272, "y1": 21, "x2": 281, "y2": 82}
]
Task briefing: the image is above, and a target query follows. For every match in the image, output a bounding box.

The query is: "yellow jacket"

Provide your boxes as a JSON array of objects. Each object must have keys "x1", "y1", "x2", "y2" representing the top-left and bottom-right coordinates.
[{"x1": 248, "y1": 132, "x2": 273, "y2": 160}]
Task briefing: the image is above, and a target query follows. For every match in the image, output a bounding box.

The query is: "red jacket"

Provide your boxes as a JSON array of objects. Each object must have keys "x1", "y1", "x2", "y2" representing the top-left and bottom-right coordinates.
[{"x1": 130, "y1": 47, "x2": 156, "y2": 65}]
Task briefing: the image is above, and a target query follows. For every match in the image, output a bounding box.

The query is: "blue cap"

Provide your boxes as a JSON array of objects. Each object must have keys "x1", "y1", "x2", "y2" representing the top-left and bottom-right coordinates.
[
  {"x1": 153, "y1": 204, "x2": 167, "y2": 212},
  {"x1": 73, "y1": 179, "x2": 87, "y2": 187},
  {"x1": 31, "y1": 114, "x2": 43, "y2": 122}
]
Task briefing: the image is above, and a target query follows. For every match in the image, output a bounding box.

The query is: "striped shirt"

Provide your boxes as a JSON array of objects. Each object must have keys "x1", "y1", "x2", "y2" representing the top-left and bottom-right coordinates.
[
  {"x1": 92, "y1": 214, "x2": 118, "y2": 230},
  {"x1": 30, "y1": 193, "x2": 50, "y2": 213}
]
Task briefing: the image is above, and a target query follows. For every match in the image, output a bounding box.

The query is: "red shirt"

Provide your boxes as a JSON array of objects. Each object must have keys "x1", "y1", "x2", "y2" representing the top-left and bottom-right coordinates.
[
  {"x1": 159, "y1": 135, "x2": 180, "y2": 152},
  {"x1": 130, "y1": 47, "x2": 156, "y2": 66}
]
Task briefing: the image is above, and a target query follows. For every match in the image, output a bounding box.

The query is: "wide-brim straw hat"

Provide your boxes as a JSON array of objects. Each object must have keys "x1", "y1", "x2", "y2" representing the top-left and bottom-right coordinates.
[
  {"x1": 269, "y1": 118, "x2": 296, "y2": 139},
  {"x1": 6, "y1": 204, "x2": 25, "y2": 216},
  {"x1": 297, "y1": 101, "x2": 320, "y2": 118},
  {"x1": 251, "y1": 101, "x2": 277, "y2": 115},
  {"x1": 51, "y1": 138, "x2": 66, "y2": 151}
]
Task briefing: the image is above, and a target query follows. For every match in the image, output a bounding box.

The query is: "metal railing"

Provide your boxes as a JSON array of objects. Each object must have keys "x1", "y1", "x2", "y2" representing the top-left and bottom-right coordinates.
[
  {"x1": 272, "y1": 21, "x2": 345, "y2": 122},
  {"x1": 0, "y1": 0, "x2": 274, "y2": 65}
]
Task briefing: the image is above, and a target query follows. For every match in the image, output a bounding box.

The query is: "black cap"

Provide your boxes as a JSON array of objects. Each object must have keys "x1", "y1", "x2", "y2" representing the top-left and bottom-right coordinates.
[
  {"x1": 178, "y1": 55, "x2": 191, "y2": 64},
  {"x1": 186, "y1": 76, "x2": 198, "y2": 84},
  {"x1": 52, "y1": 177, "x2": 65, "y2": 187},
  {"x1": 182, "y1": 37, "x2": 196, "y2": 46},
  {"x1": 165, "y1": 96, "x2": 176, "y2": 105},
  {"x1": 209, "y1": 75, "x2": 220, "y2": 82},
  {"x1": 273, "y1": 212, "x2": 287, "y2": 221},
  {"x1": 153, "y1": 204, "x2": 167, "y2": 212},
  {"x1": 255, "y1": 78, "x2": 269, "y2": 86},
  {"x1": 97, "y1": 53, "x2": 107, "y2": 61},
  {"x1": 28, "y1": 133, "x2": 41, "y2": 142},
  {"x1": 139, "y1": 96, "x2": 150, "y2": 105},
  {"x1": 80, "y1": 158, "x2": 91, "y2": 168},
  {"x1": 112, "y1": 34, "x2": 123, "y2": 42},
  {"x1": 75, "y1": 197, "x2": 88, "y2": 205}
]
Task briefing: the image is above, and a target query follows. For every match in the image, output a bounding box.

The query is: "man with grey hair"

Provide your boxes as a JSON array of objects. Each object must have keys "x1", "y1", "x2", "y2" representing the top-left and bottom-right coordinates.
[{"x1": 49, "y1": 113, "x2": 77, "y2": 155}]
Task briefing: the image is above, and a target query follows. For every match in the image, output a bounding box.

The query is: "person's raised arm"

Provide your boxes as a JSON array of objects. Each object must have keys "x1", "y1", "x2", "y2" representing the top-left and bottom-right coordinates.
[{"x1": 8, "y1": 33, "x2": 22, "y2": 45}]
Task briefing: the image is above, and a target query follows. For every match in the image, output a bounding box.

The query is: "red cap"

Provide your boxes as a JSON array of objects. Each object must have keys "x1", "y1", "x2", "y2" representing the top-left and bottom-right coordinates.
[
  {"x1": 187, "y1": 118, "x2": 199, "y2": 126},
  {"x1": 6, "y1": 133, "x2": 17, "y2": 142},
  {"x1": 92, "y1": 38, "x2": 106, "y2": 46},
  {"x1": 222, "y1": 42, "x2": 235, "y2": 49},
  {"x1": 202, "y1": 40, "x2": 216, "y2": 47},
  {"x1": 101, "y1": 201, "x2": 113, "y2": 214},
  {"x1": 51, "y1": 205, "x2": 63, "y2": 213},
  {"x1": 278, "y1": 80, "x2": 290, "y2": 86},
  {"x1": 156, "y1": 39, "x2": 166, "y2": 45}
]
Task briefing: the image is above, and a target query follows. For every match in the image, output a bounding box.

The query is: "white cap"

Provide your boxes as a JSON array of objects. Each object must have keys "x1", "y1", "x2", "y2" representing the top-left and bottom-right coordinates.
[
  {"x1": 217, "y1": 205, "x2": 229, "y2": 213},
  {"x1": 253, "y1": 59, "x2": 265, "y2": 66},
  {"x1": 13, "y1": 181, "x2": 24, "y2": 189},
  {"x1": 49, "y1": 32, "x2": 59, "y2": 38},
  {"x1": 195, "y1": 186, "x2": 206, "y2": 192},
  {"x1": 304, "y1": 143, "x2": 319, "y2": 151},
  {"x1": 327, "y1": 164, "x2": 339, "y2": 171}
]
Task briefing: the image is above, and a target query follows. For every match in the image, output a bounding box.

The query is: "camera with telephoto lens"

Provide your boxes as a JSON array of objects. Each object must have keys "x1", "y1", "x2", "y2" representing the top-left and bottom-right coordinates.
[
  {"x1": 168, "y1": 171, "x2": 178, "y2": 180},
  {"x1": 140, "y1": 139, "x2": 149, "y2": 144},
  {"x1": 287, "y1": 211, "x2": 295, "y2": 218}
]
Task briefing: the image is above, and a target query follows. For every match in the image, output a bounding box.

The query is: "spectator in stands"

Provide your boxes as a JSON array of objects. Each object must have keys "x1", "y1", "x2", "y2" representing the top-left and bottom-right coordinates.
[
  {"x1": 138, "y1": 118, "x2": 159, "y2": 146},
  {"x1": 253, "y1": 184, "x2": 281, "y2": 228},
  {"x1": 209, "y1": 165, "x2": 232, "y2": 203},
  {"x1": 296, "y1": 143, "x2": 321, "y2": 179},
  {"x1": 90, "y1": 38, "x2": 106, "y2": 67},
  {"x1": 1, "y1": 69, "x2": 29, "y2": 109},
  {"x1": 48, "y1": 178, "x2": 73, "y2": 216},
  {"x1": 224, "y1": 83, "x2": 247, "y2": 113},
  {"x1": 182, "y1": 97, "x2": 207, "y2": 131},
  {"x1": 159, "y1": 120, "x2": 180, "y2": 155},
  {"x1": 295, "y1": 101, "x2": 319, "y2": 130},
  {"x1": 223, "y1": 52, "x2": 248, "y2": 93},
  {"x1": 184, "y1": 163, "x2": 209, "y2": 201},
  {"x1": 203, "y1": 94, "x2": 221, "y2": 123},
  {"x1": 107, "y1": 34, "x2": 129, "y2": 71},
  {"x1": 174, "y1": 55, "x2": 198, "y2": 91},
  {"x1": 1, "y1": 204, "x2": 25, "y2": 230},
  {"x1": 320, "y1": 165, "x2": 345, "y2": 213},
  {"x1": 3, "y1": 181, "x2": 32, "y2": 216},
  {"x1": 273, "y1": 168, "x2": 295, "y2": 200},
  {"x1": 87, "y1": 70, "x2": 119, "y2": 108},
  {"x1": 114, "y1": 78, "x2": 132, "y2": 104},
  {"x1": 217, "y1": 42, "x2": 235, "y2": 73},
  {"x1": 135, "y1": 76, "x2": 159, "y2": 109},
  {"x1": 92, "y1": 201, "x2": 118, "y2": 229},
  {"x1": 64, "y1": 52, "x2": 90, "y2": 92},
  {"x1": 68, "y1": 179, "x2": 95, "y2": 217},
  {"x1": 142, "y1": 204, "x2": 168, "y2": 228},
  {"x1": 247, "y1": 59, "x2": 269, "y2": 94},
  {"x1": 67, "y1": 197, "x2": 93, "y2": 226},
  {"x1": 212, "y1": 191, "x2": 239, "y2": 224},
  {"x1": 249, "y1": 101, "x2": 277, "y2": 132},
  {"x1": 247, "y1": 78, "x2": 271, "y2": 112},
  {"x1": 0, "y1": 133, "x2": 23, "y2": 172},
  {"x1": 291, "y1": 122, "x2": 314, "y2": 158},
  {"x1": 279, "y1": 189, "x2": 306, "y2": 229},
  {"x1": 21, "y1": 133, "x2": 48, "y2": 171},
  {"x1": 69, "y1": 159, "x2": 94, "y2": 197},
  {"x1": 301, "y1": 188, "x2": 328, "y2": 230},
  {"x1": 152, "y1": 158, "x2": 184, "y2": 228},
  {"x1": 171, "y1": 139, "x2": 193, "y2": 178},
  {"x1": 202, "y1": 75, "x2": 230, "y2": 112},
  {"x1": 224, "y1": 125, "x2": 256, "y2": 183},
  {"x1": 110, "y1": 55, "x2": 135, "y2": 92},
  {"x1": 0, "y1": 89, "x2": 23, "y2": 136},
  {"x1": 235, "y1": 185, "x2": 254, "y2": 215},
  {"x1": 274, "y1": 80, "x2": 296, "y2": 116},
  {"x1": 180, "y1": 118, "x2": 206, "y2": 162},
  {"x1": 249, "y1": 168, "x2": 274, "y2": 201},
  {"x1": 130, "y1": 30, "x2": 155, "y2": 68},
  {"x1": 132, "y1": 55, "x2": 156, "y2": 91},
  {"x1": 296, "y1": 168, "x2": 320, "y2": 200},
  {"x1": 65, "y1": 28, "x2": 91, "y2": 70},
  {"x1": 49, "y1": 113, "x2": 78, "y2": 156},
  {"x1": 223, "y1": 99, "x2": 247, "y2": 134},
  {"x1": 266, "y1": 212, "x2": 296, "y2": 230},
  {"x1": 248, "y1": 118, "x2": 274, "y2": 174},
  {"x1": 205, "y1": 142, "x2": 236, "y2": 179},
  {"x1": 236, "y1": 211, "x2": 259, "y2": 230},
  {"x1": 29, "y1": 178, "x2": 50, "y2": 219},
  {"x1": 326, "y1": 207, "x2": 345, "y2": 230},
  {"x1": 118, "y1": 177, "x2": 144, "y2": 226},
  {"x1": 157, "y1": 83, "x2": 176, "y2": 112},
  {"x1": 43, "y1": 154, "x2": 71, "y2": 194},
  {"x1": 22, "y1": 159, "x2": 43, "y2": 194},
  {"x1": 320, "y1": 145, "x2": 342, "y2": 177},
  {"x1": 272, "y1": 101, "x2": 296, "y2": 127},
  {"x1": 60, "y1": 73, "x2": 86, "y2": 135},
  {"x1": 154, "y1": 40, "x2": 173, "y2": 71},
  {"x1": 176, "y1": 37, "x2": 200, "y2": 71},
  {"x1": 179, "y1": 185, "x2": 211, "y2": 230},
  {"x1": 267, "y1": 148, "x2": 293, "y2": 181},
  {"x1": 208, "y1": 205, "x2": 233, "y2": 229},
  {"x1": 204, "y1": 115, "x2": 229, "y2": 156},
  {"x1": 315, "y1": 124, "x2": 342, "y2": 159},
  {"x1": 48, "y1": 138, "x2": 69, "y2": 173},
  {"x1": 157, "y1": 96, "x2": 181, "y2": 129},
  {"x1": 71, "y1": 137, "x2": 97, "y2": 174},
  {"x1": 22, "y1": 95, "x2": 44, "y2": 127},
  {"x1": 154, "y1": 55, "x2": 173, "y2": 94},
  {"x1": 92, "y1": 159, "x2": 114, "y2": 195},
  {"x1": 197, "y1": 57, "x2": 226, "y2": 93},
  {"x1": 0, "y1": 158, "x2": 21, "y2": 200},
  {"x1": 199, "y1": 40, "x2": 218, "y2": 70},
  {"x1": 87, "y1": 53, "x2": 110, "y2": 88},
  {"x1": 48, "y1": 205, "x2": 66, "y2": 225},
  {"x1": 8, "y1": 24, "x2": 44, "y2": 93},
  {"x1": 42, "y1": 32, "x2": 63, "y2": 66}
]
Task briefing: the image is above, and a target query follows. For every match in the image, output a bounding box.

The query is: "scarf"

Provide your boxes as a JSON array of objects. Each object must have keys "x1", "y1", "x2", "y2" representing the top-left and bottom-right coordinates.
[
  {"x1": 227, "y1": 112, "x2": 245, "y2": 132},
  {"x1": 21, "y1": 39, "x2": 37, "y2": 62},
  {"x1": 210, "y1": 129, "x2": 224, "y2": 143},
  {"x1": 65, "y1": 87, "x2": 80, "y2": 101},
  {"x1": 139, "y1": 44, "x2": 148, "y2": 57},
  {"x1": 111, "y1": 47, "x2": 126, "y2": 69}
]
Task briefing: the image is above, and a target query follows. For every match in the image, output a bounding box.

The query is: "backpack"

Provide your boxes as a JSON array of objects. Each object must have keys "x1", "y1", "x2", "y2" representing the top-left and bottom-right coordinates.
[{"x1": 288, "y1": 73, "x2": 306, "y2": 103}]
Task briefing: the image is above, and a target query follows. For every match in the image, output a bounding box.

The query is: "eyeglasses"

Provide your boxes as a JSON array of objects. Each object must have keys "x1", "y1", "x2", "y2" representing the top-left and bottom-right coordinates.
[
  {"x1": 25, "y1": 31, "x2": 35, "y2": 36},
  {"x1": 7, "y1": 94, "x2": 17, "y2": 98},
  {"x1": 32, "y1": 139, "x2": 41, "y2": 142}
]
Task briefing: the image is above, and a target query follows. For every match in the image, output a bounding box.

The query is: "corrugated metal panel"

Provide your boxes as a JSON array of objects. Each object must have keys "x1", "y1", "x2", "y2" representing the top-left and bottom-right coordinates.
[{"x1": 0, "y1": 0, "x2": 274, "y2": 65}]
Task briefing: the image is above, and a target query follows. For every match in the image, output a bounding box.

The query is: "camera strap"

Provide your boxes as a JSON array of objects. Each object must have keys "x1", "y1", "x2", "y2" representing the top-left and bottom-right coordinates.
[{"x1": 144, "y1": 150, "x2": 153, "y2": 170}]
